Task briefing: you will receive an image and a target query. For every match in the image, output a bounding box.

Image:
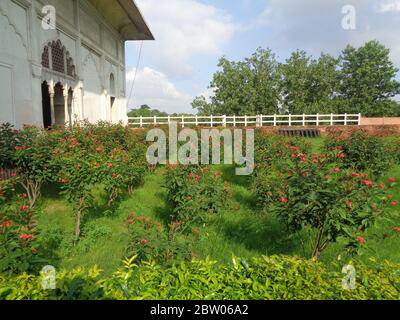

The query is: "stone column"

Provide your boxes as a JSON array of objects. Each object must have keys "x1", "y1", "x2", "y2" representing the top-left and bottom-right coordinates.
[
  {"x1": 63, "y1": 86, "x2": 69, "y2": 126},
  {"x1": 49, "y1": 83, "x2": 55, "y2": 126}
]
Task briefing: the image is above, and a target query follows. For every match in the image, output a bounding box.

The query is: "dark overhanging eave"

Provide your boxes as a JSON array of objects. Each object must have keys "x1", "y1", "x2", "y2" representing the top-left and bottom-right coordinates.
[{"x1": 117, "y1": 0, "x2": 154, "y2": 41}]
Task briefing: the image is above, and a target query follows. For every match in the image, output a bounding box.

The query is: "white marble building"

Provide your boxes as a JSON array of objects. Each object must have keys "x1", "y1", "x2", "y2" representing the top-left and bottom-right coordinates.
[{"x1": 0, "y1": 0, "x2": 153, "y2": 128}]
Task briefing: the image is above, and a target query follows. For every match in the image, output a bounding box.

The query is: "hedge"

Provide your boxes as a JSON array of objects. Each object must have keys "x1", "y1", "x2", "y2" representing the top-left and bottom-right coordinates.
[{"x1": 0, "y1": 255, "x2": 399, "y2": 300}]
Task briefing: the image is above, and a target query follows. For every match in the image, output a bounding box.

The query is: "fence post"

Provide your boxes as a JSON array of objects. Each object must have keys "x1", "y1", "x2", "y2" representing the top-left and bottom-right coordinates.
[
  {"x1": 195, "y1": 115, "x2": 198, "y2": 127},
  {"x1": 260, "y1": 114, "x2": 263, "y2": 127},
  {"x1": 182, "y1": 115, "x2": 185, "y2": 128},
  {"x1": 316, "y1": 113, "x2": 320, "y2": 126},
  {"x1": 289, "y1": 114, "x2": 292, "y2": 126},
  {"x1": 330, "y1": 113, "x2": 334, "y2": 126},
  {"x1": 358, "y1": 113, "x2": 361, "y2": 126},
  {"x1": 273, "y1": 114, "x2": 277, "y2": 127},
  {"x1": 303, "y1": 114, "x2": 305, "y2": 126},
  {"x1": 344, "y1": 113, "x2": 347, "y2": 126},
  {"x1": 245, "y1": 115, "x2": 248, "y2": 127},
  {"x1": 153, "y1": 116, "x2": 157, "y2": 126},
  {"x1": 140, "y1": 116, "x2": 143, "y2": 128},
  {"x1": 223, "y1": 115, "x2": 227, "y2": 127},
  {"x1": 210, "y1": 115, "x2": 213, "y2": 128},
  {"x1": 233, "y1": 115, "x2": 236, "y2": 127},
  {"x1": 168, "y1": 115, "x2": 170, "y2": 125}
]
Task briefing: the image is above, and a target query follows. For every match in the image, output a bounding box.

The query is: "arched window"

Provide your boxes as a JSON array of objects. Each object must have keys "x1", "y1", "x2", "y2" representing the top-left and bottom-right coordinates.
[
  {"x1": 109, "y1": 73, "x2": 116, "y2": 97},
  {"x1": 41, "y1": 40, "x2": 76, "y2": 78}
]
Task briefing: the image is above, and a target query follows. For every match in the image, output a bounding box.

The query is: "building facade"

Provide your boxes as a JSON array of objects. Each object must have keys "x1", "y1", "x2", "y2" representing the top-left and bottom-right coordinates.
[{"x1": 0, "y1": 0, "x2": 153, "y2": 128}]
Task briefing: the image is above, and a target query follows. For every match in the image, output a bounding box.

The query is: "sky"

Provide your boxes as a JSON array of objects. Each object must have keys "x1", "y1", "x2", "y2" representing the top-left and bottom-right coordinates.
[{"x1": 124, "y1": 0, "x2": 400, "y2": 114}]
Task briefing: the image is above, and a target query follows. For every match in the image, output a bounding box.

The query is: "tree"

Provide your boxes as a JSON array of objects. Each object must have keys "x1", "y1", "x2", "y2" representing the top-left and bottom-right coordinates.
[
  {"x1": 338, "y1": 40, "x2": 400, "y2": 116},
  {"x1": 127, "y1": 105, "x2": 168, "y2": 118},
  {"x1": 191, "y1": 96, "x2": 216, "y2": 116},
  {"x1": 200, "y1": 48, "x2": 280, "y2": 115},
  {"x1": 280, "y1": 51, "x2": 339, "y2": 114}
]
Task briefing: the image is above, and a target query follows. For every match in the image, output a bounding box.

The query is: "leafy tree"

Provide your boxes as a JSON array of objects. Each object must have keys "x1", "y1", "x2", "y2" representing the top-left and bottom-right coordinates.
[
  {"x1": 199, "y1": 48, "x2": 281, "y2": 115},
  {"x1": 279, "y1": 51, "x2": 339, "y2": 114},
  {"x1": 338, "y1": 41, "x2": 400, "y2": 116},
  {"x1": 127, "y1": 105, "x2": 168, "y2": 118},
  {"x1": 191, "y1": 96, "x2": 216, "y2": 116}
]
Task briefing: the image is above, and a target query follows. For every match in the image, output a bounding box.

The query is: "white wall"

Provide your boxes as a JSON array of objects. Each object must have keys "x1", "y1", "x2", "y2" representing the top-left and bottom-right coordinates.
[{"x1": 0, "y1": 0, "x2": 129, "y2": 128}]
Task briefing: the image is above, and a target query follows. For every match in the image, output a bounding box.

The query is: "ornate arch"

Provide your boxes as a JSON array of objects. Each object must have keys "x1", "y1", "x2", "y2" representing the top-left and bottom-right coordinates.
[{"x1": 41, "y1": 40, "x2": 76, "y2": 78}]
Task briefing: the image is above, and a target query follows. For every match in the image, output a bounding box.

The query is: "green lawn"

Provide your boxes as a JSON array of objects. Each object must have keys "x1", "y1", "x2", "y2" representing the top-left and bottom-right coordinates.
[{"x1": 36, "y1": 157, "x2": 400, "y2": 275}]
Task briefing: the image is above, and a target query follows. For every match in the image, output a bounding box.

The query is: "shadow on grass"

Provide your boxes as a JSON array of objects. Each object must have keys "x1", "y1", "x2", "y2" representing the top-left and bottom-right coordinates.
[
  {"x1": 219, "y1": 165, "x2": 253, "y2": 189},
  {"x1": 153, "y1": 190, "x2": 175, "y2": 227},
  {"x1": 220, "y1": 213, "x2": 307, "y2": 257}
]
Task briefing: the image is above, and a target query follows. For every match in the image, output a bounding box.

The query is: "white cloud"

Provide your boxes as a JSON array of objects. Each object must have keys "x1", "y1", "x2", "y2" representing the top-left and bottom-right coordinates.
[
  {"x1": 126, "y1": 67, "x2": 193, "y2": 114},
  {"x1": 378, "y1": 0, "x2": 400, "y2": 13},
  {"x1": 131, "y1": 0, "x2": 237, "y2": 76}
]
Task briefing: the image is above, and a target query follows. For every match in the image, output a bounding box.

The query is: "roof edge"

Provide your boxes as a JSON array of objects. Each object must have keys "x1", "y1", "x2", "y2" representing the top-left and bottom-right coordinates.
[{"x1": 117, "y1": 0, "x2": 154, "y2": 41}]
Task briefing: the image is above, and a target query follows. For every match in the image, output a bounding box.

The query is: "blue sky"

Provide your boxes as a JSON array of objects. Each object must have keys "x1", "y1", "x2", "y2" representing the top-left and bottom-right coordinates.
[{"x1": 125, "y1": 0, "x2": 400, "y2": 113}]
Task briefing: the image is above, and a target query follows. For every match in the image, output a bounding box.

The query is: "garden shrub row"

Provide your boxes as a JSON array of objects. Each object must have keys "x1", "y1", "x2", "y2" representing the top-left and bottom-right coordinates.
[
  {"x1": 0, "y1": 122, "x2": 149, "y2": 274},
  {"x1": 0, "y1": 255, "x2": 399, "y2": 300},
  {"x1": 252, "y1": 131, "x2": 398, "y2": 259}
]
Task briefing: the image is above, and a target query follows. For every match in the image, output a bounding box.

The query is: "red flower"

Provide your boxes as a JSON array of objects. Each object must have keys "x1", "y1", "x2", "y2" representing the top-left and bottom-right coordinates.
[
  {"x1": 302, "y1": 171, "x2": 310, "y2": 177},
  {"x1": 20, "y1": 234, "x2": 35, "y2": 241},
  {"x1": 378, "y1": 183, "x2": 385, "y2": 189},
  {"x1": 388, "y1": 177, "x2": 396, "y2": 183},
  {"x1": 140, "y1": 239, "x2": 149, "y2": 246},
  {"x1": 299, "y1": 157, "x2": 307, "y2": 162},
  {"x1": 334, "y1": 167, "x2": 341, "y2": 173},
  {"x1": 137, "y1": 216, "x2": 144, "y2": 222},
  {"x1": 280, "y1": 197, "x2": 288, "y2": 204},
  {"x1": 0, "y1": 220, "x2": 12, "y2": 228},
  {"x1": 337, "y1": 153, "x2": 345, "y2": 159},
  {"x1": 356, "y1": 236, "x2": 366, "y2": 244},
  {"x1": 223, "y1": 186, "x2": 231, "y2": 192},
  {"x1": 289, "y1": 146, "x2": 298, "y2": 151},
  {"x1": 290, "y1": 154, "x2": 297, "y2": 159},
  {"x1": 31, "y1": 247, "x2": 37, "y2": 253},
  {"x1": 127, "y1": 219, "x2": 134, "y2": 225},
  {"x1": 393, "y1": 227, "x2": 400, "y2": 233},
  {"x1": 96, "y1": 147, "x2": 104, "y2": 152},
  {"x1": 20, "y1": 193, "x2": 28, "y2": 198},
  {"x1": 390, "y1": 201, "x2": 398, "y2": 207},
  {"x1": 113, "y1": 149, "x2": 119, "y2": 153},
  {"x1": 362, "y1": 180, "x2": 374, "y2": 187},
  {"x1": 15, "y1": 146, "x2": 25, "y2": 150},
  {"x1": 108, "y1": 163, "x2": 113, "y2": 168},
  {"x1": 20, "y1": 205, "x2": 29, "y2": 211},
  {"x1": 312, "y1": 159, "x2": 319, "y2": 164}
]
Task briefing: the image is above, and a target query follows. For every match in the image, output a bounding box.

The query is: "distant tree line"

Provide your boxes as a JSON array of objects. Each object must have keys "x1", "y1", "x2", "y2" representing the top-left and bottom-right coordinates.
[
  {"x1": 191, "y1": 41, "x2": 400, "y2": 117},
  {"x1": 127, "y1": 105, "x2": 193, "y2": 117}
]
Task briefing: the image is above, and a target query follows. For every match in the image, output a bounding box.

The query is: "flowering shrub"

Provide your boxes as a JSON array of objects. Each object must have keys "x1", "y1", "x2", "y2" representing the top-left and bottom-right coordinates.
[
  {"x1": 254, "y1": 145, "x2": 394, "y2": 259},
  {"x1": 0, "y1": 255, "x2": 399, "y2": 300},
  {"x1": 0, "y1": 123, "x2": 19, "y2": 169},
  {"x1": 125, "y1": 213, "x2": 192, "y2": 264},
  {"x1": 13, "y1": 126, "x2": 60, "y2": 208},
  {"x1": 164, "y1": 165, "x2": 229, "y2": 231},
  {"x1": 254, "y1": 132, "x2": 312, "y2": 173},
  {"x1": 324, "y1": 131, "x2": 392, "y2": 177},
  {"x1": 0, "y1": 201, "x2": 45, "y2": 274}
]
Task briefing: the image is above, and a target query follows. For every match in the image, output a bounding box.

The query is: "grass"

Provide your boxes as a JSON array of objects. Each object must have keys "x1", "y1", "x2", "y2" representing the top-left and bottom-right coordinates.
[{"x1": 36, "y1": 139, "x2": 400, "y2": 274}]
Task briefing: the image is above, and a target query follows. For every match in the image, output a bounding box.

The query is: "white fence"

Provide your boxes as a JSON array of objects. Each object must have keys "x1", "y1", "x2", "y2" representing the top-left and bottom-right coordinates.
[{"x1": 128, "y1": 113, "x2": 361, "y2": 128}]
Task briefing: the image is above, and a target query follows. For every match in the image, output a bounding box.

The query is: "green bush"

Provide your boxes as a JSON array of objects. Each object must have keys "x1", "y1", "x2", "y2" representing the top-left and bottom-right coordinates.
[
  {"x1": 0, "y1": 255, "x2": 399, "y2": 300},
  {"x1": 254, "y1": 142, "x2": 394, "y2": 259},
  {"x1": 324, "y1": 131, "x2": 392, "y2": 177},
  {"x1": 0, "y1": 123, "x2": 19, "y2": 169},
  {"x1": 125, "y1": 213, "x2": 192, "y2": 264},
  {"x1": 164, "y1": 165, "x2": 229, "y2": 231}
]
